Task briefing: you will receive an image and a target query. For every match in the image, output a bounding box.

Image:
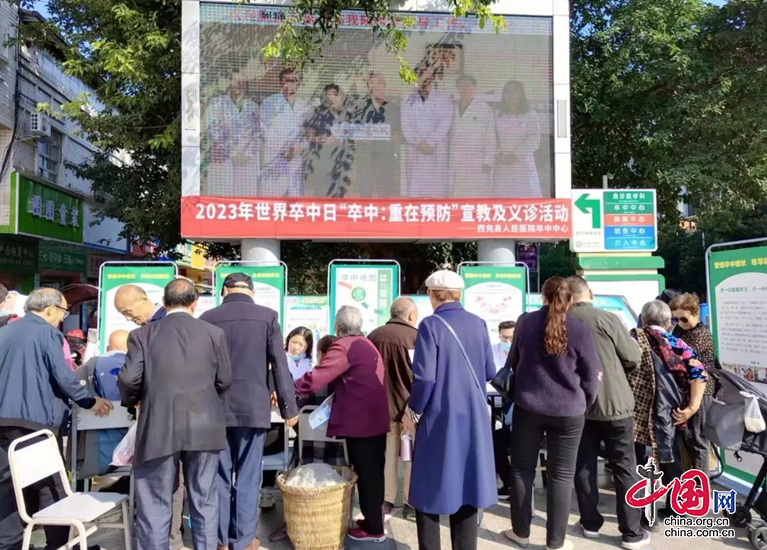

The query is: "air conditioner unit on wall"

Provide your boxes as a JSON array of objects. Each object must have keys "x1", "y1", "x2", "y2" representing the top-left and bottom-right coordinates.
[{"x1": 29, "y1": 112, "x2": 51, "y2": 138}]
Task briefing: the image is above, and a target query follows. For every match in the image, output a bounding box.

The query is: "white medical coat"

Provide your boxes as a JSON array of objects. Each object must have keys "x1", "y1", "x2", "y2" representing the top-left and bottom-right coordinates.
[
  {"x1": 401, "y1": 91, "x2": 453, "y2": 198},
  {"x1": 449, "y1": 100, "x2": 497, "y2": 197},
  {"x1": 493, "y1": 111, "x2": 541, "y2": 198},
  {"x1": 206, "y1": 95, "x2": 260, "y2": 195},
  {"x1": 260, "y1": 93, "x2": 310, "y2": 197}
]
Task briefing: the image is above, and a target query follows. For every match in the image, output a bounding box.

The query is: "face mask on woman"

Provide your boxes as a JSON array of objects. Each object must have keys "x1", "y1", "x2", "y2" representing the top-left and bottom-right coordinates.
[{"x1": 289, "y1": 352, "x2": 307, "y2": 362}]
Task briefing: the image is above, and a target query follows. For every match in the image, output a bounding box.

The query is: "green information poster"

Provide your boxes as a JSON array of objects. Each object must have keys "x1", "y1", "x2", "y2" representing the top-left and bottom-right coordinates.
[
  {"x1": 329, "y1": 263, "x2": 399, "y2": 336},
  {"x1": 708, "y1": 245, "x2": 767, "y2": 483},
  {"x1": 459, "y1": 265, "x2": 527, "y2": 341},
  {"x1": 99, "y1": 264, "x2": 176, "y2": 353},
  {"x1": 214, "y1": 264, "x2": 285, "y2": 324}
]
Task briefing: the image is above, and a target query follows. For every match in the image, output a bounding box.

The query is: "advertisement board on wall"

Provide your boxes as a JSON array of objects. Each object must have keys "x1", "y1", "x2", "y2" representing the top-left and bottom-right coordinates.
[
  {"x1": 214, "y1": 263, "x2": 285, "y2": 324},
  {"x1": 459, "y1": 265, "x2": 526, "y2": 341},
  {"x1": 329, "y1": 263, "x2": 399, "y2": 336},
  {"x1": 98, "y1": 264, "x2": 177, "y2": 353}
]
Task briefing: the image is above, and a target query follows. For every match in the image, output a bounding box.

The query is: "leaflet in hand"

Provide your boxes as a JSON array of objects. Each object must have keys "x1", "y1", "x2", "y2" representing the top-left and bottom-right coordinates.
[{"x1": 309, "y1": 394, "x2": 334, "y2": 430}]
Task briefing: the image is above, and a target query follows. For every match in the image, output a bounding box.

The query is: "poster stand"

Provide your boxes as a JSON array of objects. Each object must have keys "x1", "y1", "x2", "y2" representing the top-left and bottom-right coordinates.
[
  {"x1": 705, "y1": 237, "x2": 767, "y2": 487},
  {"x1": 96, "y1": 261, "x2": 179, "y2": 353},
  {"x1": 327, "y1": 259, "x2": 401, "y2": 336},
  {"x1": 212, "y1": 260, "x2": 288, "y2": 324}
]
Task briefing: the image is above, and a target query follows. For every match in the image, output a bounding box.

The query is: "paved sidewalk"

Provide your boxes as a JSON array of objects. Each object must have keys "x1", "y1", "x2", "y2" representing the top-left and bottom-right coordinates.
[{"x1": 34, "y1": 470, "x2": 753, "y2": 550}]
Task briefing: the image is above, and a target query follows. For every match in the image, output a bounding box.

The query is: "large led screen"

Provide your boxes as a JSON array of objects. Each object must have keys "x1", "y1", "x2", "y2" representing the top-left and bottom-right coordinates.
[{"x1": 199, "y1": 4, "x2": 554, "y2": 201}]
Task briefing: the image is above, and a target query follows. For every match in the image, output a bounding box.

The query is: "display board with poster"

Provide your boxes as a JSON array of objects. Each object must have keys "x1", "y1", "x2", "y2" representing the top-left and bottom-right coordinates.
[
  {"x1": 214, "y1": 263, "x2": 285, "y2": 324},
  {"x1": 459, "y1": 265, "x2": 527, "y2": 341},
  {"x1": 527, "y1": 293, "x2": 637, "y2": 330},
  {"x1": 328, "y1": 263, "x2": 399, "y2": 336},
  {"x1": 407, "y1": 294, "x2": 433, "y2": 327},
  {"x1": 284, "y1": 295, "x2": 330, "y2": 360},
  {"x1": 708, "y1": 246, "x2": 767, "y2": 383},
  {"x1": 707, "y1": 243, "x2": 767, "y2": 484},
  {"x1": 98, "y1": 263, "x2": 177, "y2": 353},
  {"x1": 181, "y1": 1, "x2": 574, "y2": 242}
]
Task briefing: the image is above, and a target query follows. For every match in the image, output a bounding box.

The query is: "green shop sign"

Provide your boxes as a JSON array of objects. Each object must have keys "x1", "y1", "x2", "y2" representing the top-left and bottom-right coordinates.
[
  {"x1": 0, "y1": 240, "x2": 37, "y2": 273},
  {"x1": 17, "y1": 174, "x2": 83, "y2": 243},
  {"x1": 39, "y1": 246, "x2": 86, "y2": 273}
]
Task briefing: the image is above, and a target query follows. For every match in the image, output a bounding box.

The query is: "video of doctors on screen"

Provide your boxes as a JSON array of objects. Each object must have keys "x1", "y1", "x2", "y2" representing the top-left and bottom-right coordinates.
[{"x1": 200, "y1": 4, "x2": 554, "y2": 200}]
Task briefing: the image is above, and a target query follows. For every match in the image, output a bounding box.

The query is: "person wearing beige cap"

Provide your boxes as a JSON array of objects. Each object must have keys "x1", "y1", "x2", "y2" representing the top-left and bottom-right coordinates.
[{"x1": 405, "y1": 270, "x2": 497, "y2": 550}]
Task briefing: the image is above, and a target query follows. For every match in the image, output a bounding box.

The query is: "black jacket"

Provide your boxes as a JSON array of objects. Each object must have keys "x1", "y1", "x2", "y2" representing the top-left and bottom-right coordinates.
[
  {"x1": 651, "y1": 350, "x2": 684, "y2": 463},
  {"x1": 200, "y1": 294, "x2": 298, "y2": 428},
  {"x1": 118, "y1": 312, "x2": 232, "y2": 466}
]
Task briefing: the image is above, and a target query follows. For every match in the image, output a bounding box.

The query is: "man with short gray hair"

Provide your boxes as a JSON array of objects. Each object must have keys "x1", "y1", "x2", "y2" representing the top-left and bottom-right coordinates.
[
  {"x1": 0, "y1": 288, "x2": 113, "y2": 550},
  {"x1": 294, "y1": 305, "x2": 390, "y2": 542},
  {"x1": 369, "y1": 297, "x2": 419, "y2": 516},
  {"x1": 566, "y1": 276, "x2": 647, "y2": 549}
]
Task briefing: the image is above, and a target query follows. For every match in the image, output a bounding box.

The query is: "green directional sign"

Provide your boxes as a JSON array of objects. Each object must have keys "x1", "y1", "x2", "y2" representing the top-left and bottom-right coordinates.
[{"x1": 575, "y1": 193, "x2": 602, "y2": 229}]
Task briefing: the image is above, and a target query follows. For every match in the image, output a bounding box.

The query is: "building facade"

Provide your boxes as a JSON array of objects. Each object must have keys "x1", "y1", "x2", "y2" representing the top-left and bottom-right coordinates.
[{"x1": 0, "y1": 6, "x2": 128, "y2": 293}]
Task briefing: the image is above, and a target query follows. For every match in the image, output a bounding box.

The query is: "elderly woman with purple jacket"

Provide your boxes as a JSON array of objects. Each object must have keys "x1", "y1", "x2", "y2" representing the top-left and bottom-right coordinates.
[{"x1": 294, "y1": 305, "x2": 390, "y2": 543}]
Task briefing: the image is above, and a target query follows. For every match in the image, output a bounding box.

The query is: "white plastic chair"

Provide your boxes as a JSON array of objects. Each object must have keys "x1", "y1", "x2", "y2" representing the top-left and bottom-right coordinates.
[
  {"x1": 70, "y1": 401, "x2": 135, "y2": 522},
  {"x1": 9, "y1": 429, "x2": 132, "y2": 550},
  {"x1": 298, "y1": 406, "x2": 349, "y2": 466}
]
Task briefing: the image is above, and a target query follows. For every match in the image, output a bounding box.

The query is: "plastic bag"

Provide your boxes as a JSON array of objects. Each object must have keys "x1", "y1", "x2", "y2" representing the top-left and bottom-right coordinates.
[
  {"x1": 284, "y1": 464, "x2": 344, "y2": 488},
  {"x1": 308, "y1": 394, "x2": 333, "y2": 430},
  {"x1": 741, "y1": 392, "x2": 767, "y2": 433},
  {"x1": 111, "y1": 422, "x2": 137, "y2": 466}
]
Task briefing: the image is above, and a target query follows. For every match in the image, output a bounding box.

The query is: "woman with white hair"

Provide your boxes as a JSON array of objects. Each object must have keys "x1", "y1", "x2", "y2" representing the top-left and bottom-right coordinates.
[
  {"x1": 294, "y1": 305, "x2": 390, "y2": 543},
  {"x1": 405, "y1": 270, "x2": 497, "y2": 550}
]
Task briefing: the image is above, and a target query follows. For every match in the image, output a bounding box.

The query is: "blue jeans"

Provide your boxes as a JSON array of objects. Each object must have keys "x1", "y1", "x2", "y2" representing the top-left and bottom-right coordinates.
[{"x1": 218, "y1": 427, "x2": 267, "y2": 550}]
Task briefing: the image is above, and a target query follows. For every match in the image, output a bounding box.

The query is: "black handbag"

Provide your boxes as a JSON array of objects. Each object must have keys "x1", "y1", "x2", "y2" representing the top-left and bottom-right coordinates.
[{"x1": 491, "y1": 367, "x2": 514, "y2": 402}]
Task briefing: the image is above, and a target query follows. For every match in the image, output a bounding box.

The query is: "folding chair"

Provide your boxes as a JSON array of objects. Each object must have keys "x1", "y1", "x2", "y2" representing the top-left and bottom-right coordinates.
[
  {"x1": 69, "y1": 401, "x2": 135, "y2": 523},
  {"x1": 261, "y1": 406, "x2": 292, "y2": 498},
  {"x1": 9, "y1": 429, "x2": 132, "y2": 550},
  {"x1": 297, "y1": 405, "x2": 349, "y2": 466}
]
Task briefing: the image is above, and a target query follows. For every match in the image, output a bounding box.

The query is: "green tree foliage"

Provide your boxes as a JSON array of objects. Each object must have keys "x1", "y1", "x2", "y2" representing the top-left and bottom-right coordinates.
[{"x1": 18, "y1": 0, "x2": 767, "y2": 285}]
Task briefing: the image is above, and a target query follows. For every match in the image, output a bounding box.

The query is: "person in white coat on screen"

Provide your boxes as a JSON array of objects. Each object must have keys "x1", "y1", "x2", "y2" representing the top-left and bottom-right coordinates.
[
  {"x1": 206, "y1": 67, "x2": 260, "y2": 195},
  {"x1": 494, "y1": 80, "x2": 541, "y2": 198},
  {"x1": 260, "y1": 68, "x2": 310, "y2": 197},
  {"x1": 401, "y1": 65, "x2": 453, "y2": 198},
  {"x1": 449, "y1": 75, "x2": 497, "y2": 197}
]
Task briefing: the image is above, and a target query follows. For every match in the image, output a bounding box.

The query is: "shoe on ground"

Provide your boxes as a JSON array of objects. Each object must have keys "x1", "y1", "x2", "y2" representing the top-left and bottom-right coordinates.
[
  {"x1": 402, "y1": 504, "x2": 416, "y2": 519},
  {"x1": 641, "y1": 517, "x2": 662, "y2": 533},
  {"x1": 347, "y1": 527, "x2": 386, "y2": 543},
  {"x1": 621, "y1": 532, "x2": 651, "y2": 550},
  {"x1": 259, "y1": 493, "x2": 276, "y2": 509},
  {"x1": 546, "y1": 540, "x2": 573, "y2": 550},
  {"x1": 498, "y1": 486, "x2": 511, "y2": 497},
  {"x1": 579, "y1": 522, "x2": 600, "y2": 539},
  {"x1": 503, "y1": 529, "x2": 529, "y2": 548}
]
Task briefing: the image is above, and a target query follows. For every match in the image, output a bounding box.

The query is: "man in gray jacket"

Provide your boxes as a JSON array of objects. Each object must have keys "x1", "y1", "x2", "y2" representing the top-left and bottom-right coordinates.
[{"x1": 567, "y1": 276, "x2": 649, "y2": 550}]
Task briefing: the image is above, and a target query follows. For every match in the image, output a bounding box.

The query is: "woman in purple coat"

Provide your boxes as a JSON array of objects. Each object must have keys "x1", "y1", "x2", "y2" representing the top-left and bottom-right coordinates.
[{"x1": 407, "y1": 270, "x2": 497, "y2": 550}]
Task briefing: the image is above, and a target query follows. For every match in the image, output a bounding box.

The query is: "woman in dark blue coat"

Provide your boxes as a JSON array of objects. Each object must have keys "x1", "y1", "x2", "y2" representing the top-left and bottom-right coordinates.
[
  {"x1": 503, "y1": 277, "x2": 602, "y2": 550},
  {"x1": 407, "y1": 270, "x2": 497, "y2": 550}
]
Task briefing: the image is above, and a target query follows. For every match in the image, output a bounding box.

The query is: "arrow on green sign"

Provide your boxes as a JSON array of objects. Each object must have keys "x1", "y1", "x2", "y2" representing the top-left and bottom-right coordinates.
[{"x1": 575, "y1": 193, "x2": 602, "y2": 229}]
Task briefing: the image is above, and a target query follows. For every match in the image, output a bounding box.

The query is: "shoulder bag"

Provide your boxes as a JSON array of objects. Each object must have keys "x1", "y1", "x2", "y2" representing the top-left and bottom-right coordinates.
[{"x1": 432, "y1": 314, "x2": 486, "y2": 402}]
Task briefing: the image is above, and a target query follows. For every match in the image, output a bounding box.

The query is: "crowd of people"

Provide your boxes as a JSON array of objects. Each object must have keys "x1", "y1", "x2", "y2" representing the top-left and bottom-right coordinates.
[
  {"x1": 205, "y1": 65, "x2": 543, "y2": 199},
  {"x1": 0, "y1": 271, "x2": 720, "y2": 550}
]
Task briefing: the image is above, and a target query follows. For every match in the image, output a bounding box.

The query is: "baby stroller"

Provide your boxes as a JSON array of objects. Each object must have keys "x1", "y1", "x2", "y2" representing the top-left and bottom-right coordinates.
[{"x1": 705, "y1": 368, "x2": 767, "y2": 550}]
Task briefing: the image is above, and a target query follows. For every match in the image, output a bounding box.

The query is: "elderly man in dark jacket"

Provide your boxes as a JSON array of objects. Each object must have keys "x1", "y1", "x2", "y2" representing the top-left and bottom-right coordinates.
[
  {"x1": 295, "y1": 305, "x2": 390, "y2": 543},
  {"x1": 566, "y1": 276, "x2": 647, "y2": 549},
  {"x1": 368, "y1": 297, "x2": 418, "y2": 516},
  {"x1": 119, "y1": 279, "x2": 232, "y2": 550},
  {"x1": 0, "y1": 288, "x2": 113, "y2": 550},
  {"x1": 200, "y1": 272, "x2": 298, "y2": 550}
]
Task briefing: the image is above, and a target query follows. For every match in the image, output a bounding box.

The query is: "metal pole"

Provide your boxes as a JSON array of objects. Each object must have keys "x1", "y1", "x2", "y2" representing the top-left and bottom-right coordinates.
[{"x1": 602, "y1": 175, "x2": 609, "y2": 189}]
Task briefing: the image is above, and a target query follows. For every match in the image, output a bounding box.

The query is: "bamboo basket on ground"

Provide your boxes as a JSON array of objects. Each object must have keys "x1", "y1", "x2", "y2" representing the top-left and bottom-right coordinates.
[{"x1": 277, "y1": 467, "x2": 358, "y2": 550}]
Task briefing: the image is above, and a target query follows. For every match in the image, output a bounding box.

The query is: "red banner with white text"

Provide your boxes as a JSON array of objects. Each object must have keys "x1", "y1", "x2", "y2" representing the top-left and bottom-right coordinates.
[{"x1": 181, "y1": 197, "x2": 572, "y2": 240}]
